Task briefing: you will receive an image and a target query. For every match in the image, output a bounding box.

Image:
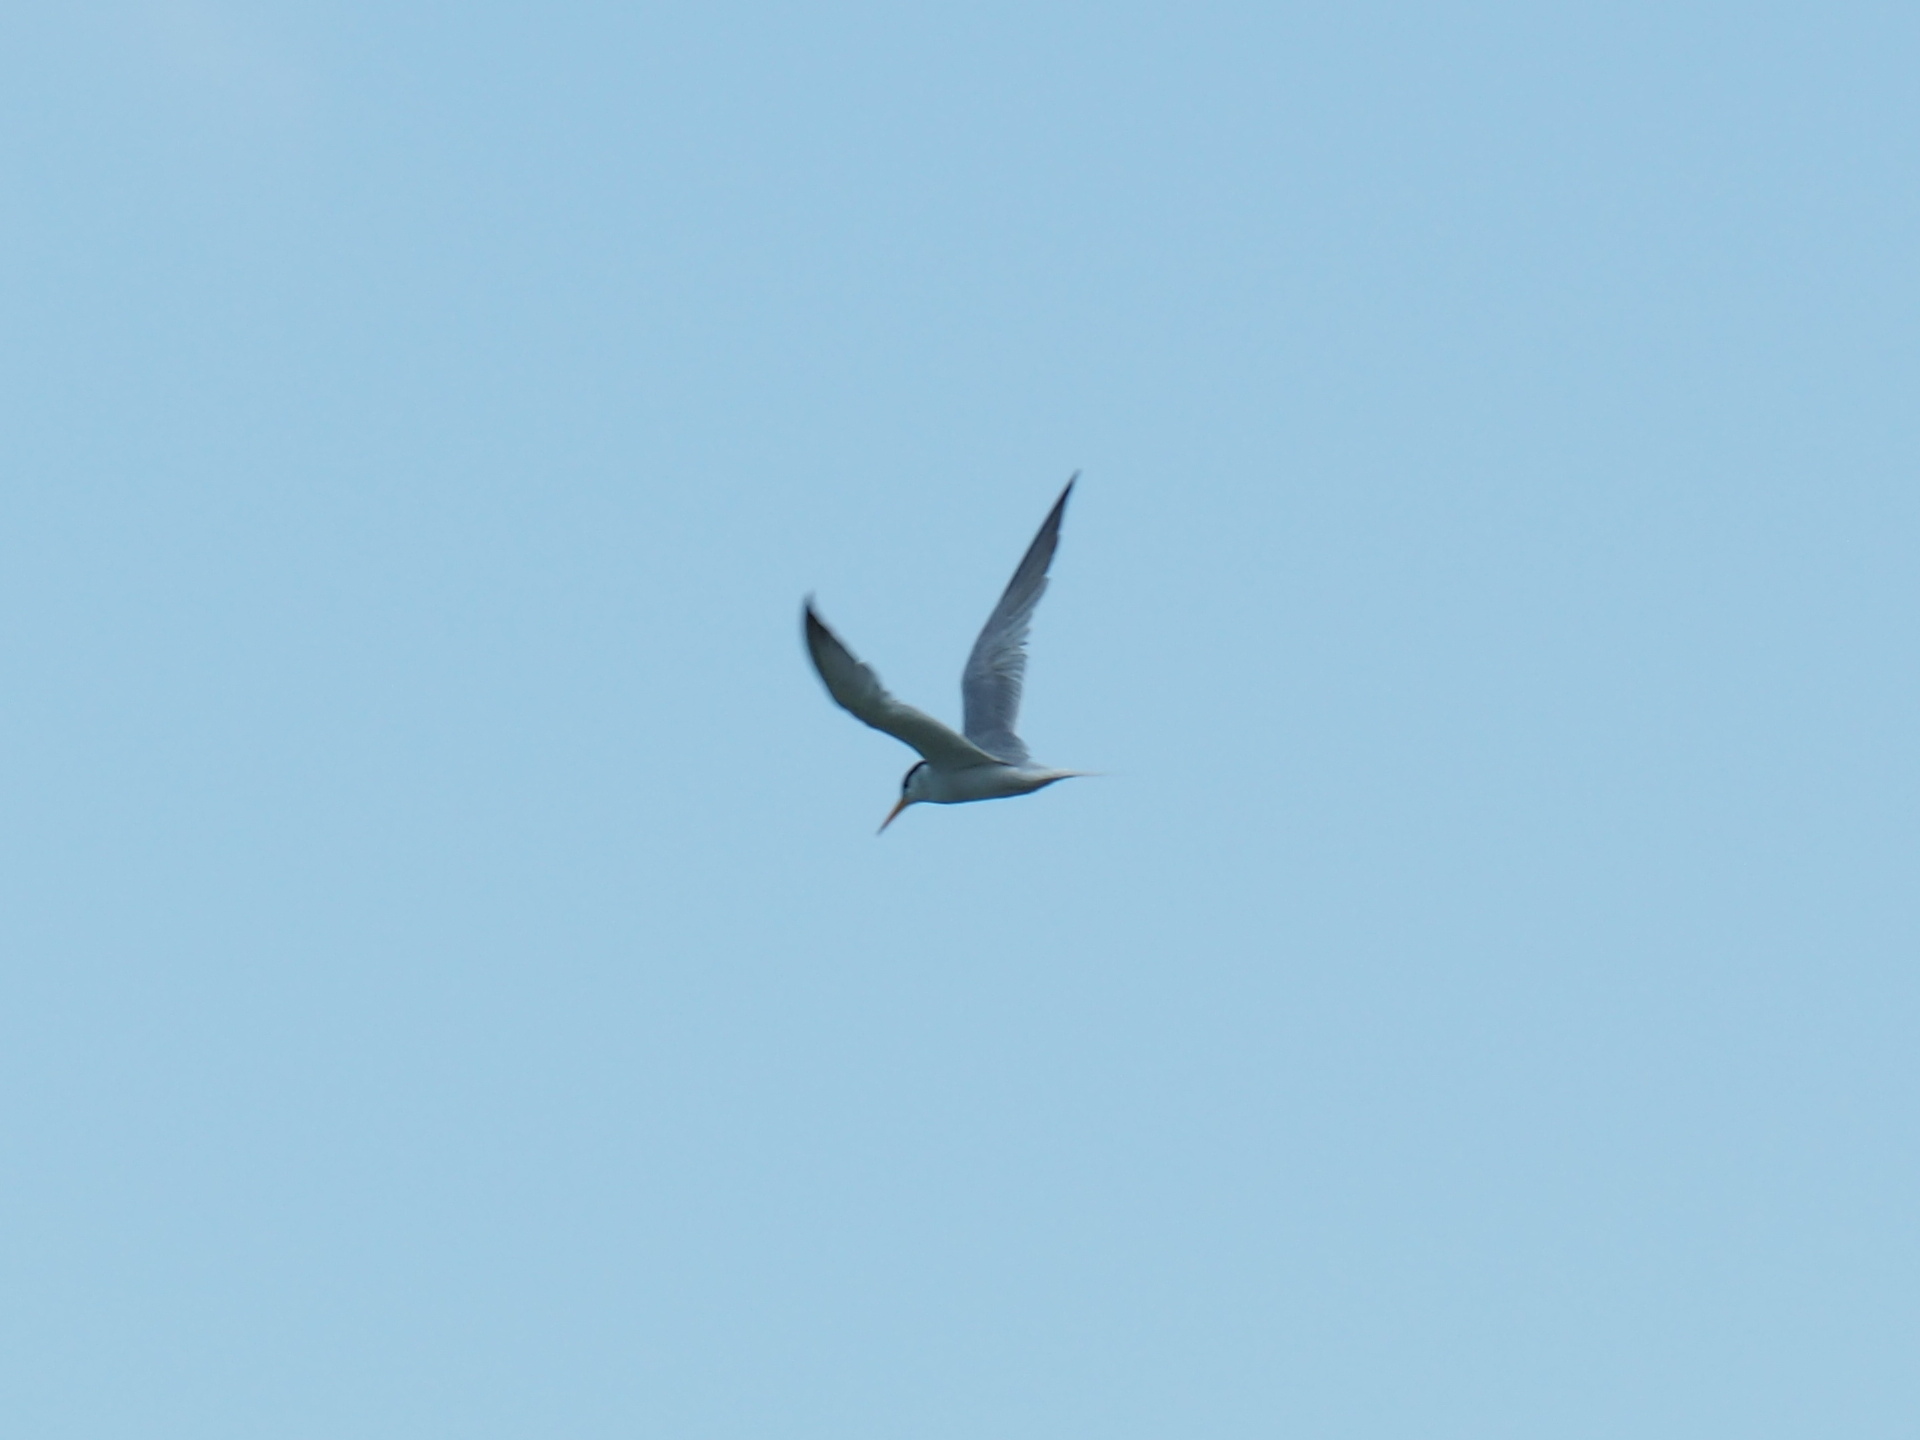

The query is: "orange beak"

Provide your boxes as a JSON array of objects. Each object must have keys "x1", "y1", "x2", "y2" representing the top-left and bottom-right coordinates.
[{"x1": 878, "y1": 796, "x2": 910, "y2": 834}]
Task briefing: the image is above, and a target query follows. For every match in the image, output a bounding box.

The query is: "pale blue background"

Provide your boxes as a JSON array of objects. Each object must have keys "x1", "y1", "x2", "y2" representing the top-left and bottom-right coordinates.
[{"x1": 4, "y1": 3, "x2": 1916, "y2": 1436}]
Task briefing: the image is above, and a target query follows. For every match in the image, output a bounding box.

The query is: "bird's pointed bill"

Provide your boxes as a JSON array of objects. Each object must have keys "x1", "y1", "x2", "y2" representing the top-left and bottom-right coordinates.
[{"x1": 878, "y1": 797, "x2": 910, "y2": 833}]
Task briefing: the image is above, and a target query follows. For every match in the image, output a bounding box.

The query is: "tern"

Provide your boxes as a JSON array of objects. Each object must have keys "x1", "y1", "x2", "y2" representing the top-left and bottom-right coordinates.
[{"x1": 804, "y1": 476, "x2": 1086, "y2": 832}]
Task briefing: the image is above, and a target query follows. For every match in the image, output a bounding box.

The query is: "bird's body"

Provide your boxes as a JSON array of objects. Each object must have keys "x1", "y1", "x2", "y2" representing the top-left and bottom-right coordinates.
[
  {"x1": 804, "y1": 478, "x2": 1085, "y2": 831},
  {"x1": 900, "y1": 758, "x2": 1077, "y2": 805}
]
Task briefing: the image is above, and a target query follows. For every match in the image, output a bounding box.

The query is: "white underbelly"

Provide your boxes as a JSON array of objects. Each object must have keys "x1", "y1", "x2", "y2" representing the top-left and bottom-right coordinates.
[{"x1": 922, "y1": 763, "x2": 1064, "y2": 804}]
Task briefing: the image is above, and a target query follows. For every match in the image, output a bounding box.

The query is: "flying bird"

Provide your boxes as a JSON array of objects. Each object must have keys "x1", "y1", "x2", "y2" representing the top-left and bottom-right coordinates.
[{"x1": 804, "y1": 476, "x2": 1087, "y2": 832}]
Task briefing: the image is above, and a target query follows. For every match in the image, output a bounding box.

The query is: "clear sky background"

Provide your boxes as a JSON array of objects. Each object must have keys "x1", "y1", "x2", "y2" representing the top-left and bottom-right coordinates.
[{"x1": 4, "y1": 3, "x2": 1917, "y2": 1436}]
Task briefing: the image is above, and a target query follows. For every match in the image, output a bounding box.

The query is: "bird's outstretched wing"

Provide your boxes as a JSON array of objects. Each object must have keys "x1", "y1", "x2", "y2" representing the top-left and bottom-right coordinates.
[
  {"x1": 804, "y1": 602, "x2": 1003, "y2": 769},
  {"x1": 960, "y1": 476, "x2": 1075, "y2": 764}
]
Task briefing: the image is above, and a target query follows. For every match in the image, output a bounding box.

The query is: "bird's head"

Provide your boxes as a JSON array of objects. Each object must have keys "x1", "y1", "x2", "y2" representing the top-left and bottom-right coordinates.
[{"x1": 879, "y1": 761, "x2": 930, "y2": 833}]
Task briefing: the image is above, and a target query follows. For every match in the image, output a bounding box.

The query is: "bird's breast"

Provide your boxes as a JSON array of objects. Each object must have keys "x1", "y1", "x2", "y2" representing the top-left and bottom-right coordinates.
[{"x1": 921, "y1": 763, "x2": 1061, "y2": 804}]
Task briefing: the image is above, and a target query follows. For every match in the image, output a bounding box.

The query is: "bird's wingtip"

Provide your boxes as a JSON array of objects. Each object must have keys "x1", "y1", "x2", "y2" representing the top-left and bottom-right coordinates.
[{"x1": 803, "y1": 599, "x2": 846, "y2": 659}]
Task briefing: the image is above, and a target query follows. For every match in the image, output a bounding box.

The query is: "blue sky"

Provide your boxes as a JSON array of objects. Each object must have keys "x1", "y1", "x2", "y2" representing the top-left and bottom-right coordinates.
[{"x1": 4, "y1": 3, "x2": 1917, "y2": 1436}]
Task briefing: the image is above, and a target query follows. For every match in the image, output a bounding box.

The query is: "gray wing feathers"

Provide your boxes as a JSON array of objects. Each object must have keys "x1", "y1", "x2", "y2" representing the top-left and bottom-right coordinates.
[
  {"x1": 961, "y1": 476, "x2": 1075, "y2": 764},
  {"x1": 804, "y1": 602, "x2": 1001, "y2": 769}
]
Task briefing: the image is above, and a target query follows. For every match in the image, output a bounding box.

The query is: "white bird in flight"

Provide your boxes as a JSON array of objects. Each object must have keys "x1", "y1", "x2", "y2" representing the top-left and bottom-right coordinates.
[{"x1": 805, "y1": 476, "x2": 1087, "y2": 832}]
